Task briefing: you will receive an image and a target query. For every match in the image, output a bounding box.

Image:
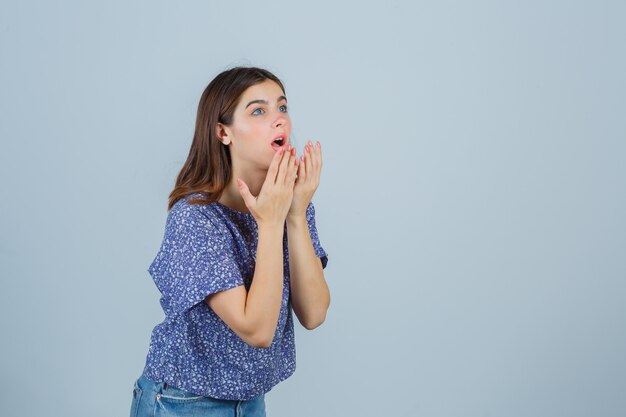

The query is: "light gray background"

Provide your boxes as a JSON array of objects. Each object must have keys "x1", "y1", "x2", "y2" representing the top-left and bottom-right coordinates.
[{"x1": 1, "y1": 1, "x2": 624, "y2": 416}]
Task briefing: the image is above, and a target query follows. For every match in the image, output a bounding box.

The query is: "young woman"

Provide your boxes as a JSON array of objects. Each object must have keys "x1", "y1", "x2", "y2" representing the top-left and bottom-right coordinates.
[{"x1": 129, "y1": 66, "x2": 330, "y2": 417}]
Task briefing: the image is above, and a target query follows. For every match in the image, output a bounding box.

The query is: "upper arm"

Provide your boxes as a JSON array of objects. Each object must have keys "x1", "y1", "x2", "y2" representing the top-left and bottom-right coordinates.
[
  {"x1": 205, "y1": 286, "x2": 269, "y2": 348},
  {"x1": 150, "y1": 203, "x2": 265, "y2": 349}
]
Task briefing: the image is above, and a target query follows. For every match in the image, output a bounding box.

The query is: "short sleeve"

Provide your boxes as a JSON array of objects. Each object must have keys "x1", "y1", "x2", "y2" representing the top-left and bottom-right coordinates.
[
  {"x1": 306, "y1": 201, "x2": 329, "y2": 269},
  {"x1": 148, "y1": 201, "x2": 244, "y2": 318}
]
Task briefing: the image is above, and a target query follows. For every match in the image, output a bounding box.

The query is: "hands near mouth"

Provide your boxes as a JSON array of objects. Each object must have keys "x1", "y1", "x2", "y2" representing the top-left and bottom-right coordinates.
[
  {"x1": 236, "y1": 140, "x2": 322, "y2": 224},
  {"x1": 288, "y1": 140, "x2": 322, "y2": 219}
]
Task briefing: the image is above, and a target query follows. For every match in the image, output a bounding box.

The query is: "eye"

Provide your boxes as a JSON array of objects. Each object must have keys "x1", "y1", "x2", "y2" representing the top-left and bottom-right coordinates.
[{"x1": 252, "y1": 105, "x2": 288, "y2": 116}]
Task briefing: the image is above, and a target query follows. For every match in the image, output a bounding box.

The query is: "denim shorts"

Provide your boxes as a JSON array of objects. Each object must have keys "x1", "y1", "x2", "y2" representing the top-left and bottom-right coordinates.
[{"x1": 129, "y1": 373, "x2": 266, "y2": 417}]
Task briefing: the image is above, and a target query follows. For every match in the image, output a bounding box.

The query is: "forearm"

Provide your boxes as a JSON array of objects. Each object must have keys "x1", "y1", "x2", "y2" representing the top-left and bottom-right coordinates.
[
  {"x1": 286, "y1": 215, "x2": 330, "y2": 329},
  {"x1": 245, "y1": 222, "x2": 284, "y2": 346}
]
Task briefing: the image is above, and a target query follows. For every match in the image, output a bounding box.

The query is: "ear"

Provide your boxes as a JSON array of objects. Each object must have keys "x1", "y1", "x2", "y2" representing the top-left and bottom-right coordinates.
[{"x1": 215, "y1": 123, "x2": 231, "y2": 145}]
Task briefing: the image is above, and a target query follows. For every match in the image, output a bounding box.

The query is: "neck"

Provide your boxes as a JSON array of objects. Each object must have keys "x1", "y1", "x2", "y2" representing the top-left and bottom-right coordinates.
[{"x1": 218, "y1": 166, "x2": 267, "y2": 213}]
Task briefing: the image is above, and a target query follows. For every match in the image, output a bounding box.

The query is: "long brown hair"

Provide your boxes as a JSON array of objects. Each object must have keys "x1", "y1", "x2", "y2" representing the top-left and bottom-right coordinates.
[{"x1": 167, "y1": 66, "x2": 286, "y2": 211}]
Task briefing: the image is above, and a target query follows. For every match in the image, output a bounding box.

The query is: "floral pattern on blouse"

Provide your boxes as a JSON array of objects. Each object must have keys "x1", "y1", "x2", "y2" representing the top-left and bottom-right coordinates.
[{"x1": 141, "y1": 193, "x2": 328, "y2": 400}]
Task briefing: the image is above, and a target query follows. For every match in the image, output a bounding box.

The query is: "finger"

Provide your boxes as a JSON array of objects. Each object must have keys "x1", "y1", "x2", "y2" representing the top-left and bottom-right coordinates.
[
  {"x1": 298, "y1": 149, "x2": 307, "y2": 182},
  {"x1": 315, "y1": 141, "x2": 322, "y2": 164},
  {"x1": 284, "y1": 146, "x2": 298, "y2": 185},
  {"x1": 288, "y1": 147, "x2": 299, "y2": 185},
  {"x1": 267, "y1": 146, "x2": 287, "y2": 185},
  {"x1": 314, "y1": 141, "x2": 322, "y2": 181},
  {"x1": 276, "y1": 145, "x2": 293, "y2": 185},
  {"x1": 304, "y1": 142, "x2": 313, "y2": 180},
  {"x1": 308, "y1": 142, "x2": 316, "y2": 172},
  {"x1": 312, "y1": 141, "x2": 320, "y2": 168}
]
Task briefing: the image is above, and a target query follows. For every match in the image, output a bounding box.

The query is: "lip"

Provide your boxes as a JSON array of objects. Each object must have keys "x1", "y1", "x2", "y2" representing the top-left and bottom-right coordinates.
[
  {"x1": 270, "y1": 133, "x2": 289, "y2": 150},
  {"x1": 272, "y1": 133, "x2": 286, "y2": 141}
]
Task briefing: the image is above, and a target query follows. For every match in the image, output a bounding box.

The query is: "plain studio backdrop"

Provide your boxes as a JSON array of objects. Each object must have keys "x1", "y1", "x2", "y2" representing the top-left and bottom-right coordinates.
[{"x1": 1, "y1": 1, "x2": 624, "y2": 416}]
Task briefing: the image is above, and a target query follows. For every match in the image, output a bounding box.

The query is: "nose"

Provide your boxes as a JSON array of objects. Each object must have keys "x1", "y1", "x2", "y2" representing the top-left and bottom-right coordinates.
[{"x1": 273, "y1": 113, "x2": 288, "y2": 128}]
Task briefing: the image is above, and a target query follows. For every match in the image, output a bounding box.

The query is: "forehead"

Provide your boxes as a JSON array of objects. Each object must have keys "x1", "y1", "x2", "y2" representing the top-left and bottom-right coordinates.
[{"x1": 238, "y1": 79, "x2": 284, "y2": 104}]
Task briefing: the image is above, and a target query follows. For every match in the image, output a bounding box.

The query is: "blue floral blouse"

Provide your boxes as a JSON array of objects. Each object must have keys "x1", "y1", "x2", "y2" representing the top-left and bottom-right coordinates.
[{"x1": 141, "y1": 192, "x2": 328, "y2": 400}]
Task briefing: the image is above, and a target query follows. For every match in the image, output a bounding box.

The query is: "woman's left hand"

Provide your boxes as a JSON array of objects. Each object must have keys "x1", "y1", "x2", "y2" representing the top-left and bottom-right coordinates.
[{"x1": 288, "y1": 140, "x2": 322, "y2": 219}]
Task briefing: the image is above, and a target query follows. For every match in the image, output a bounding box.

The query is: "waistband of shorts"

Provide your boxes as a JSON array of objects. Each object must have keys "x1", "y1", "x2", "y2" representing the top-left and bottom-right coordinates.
[
  {"x1": 136, "y1": 373, "x2": 168, "y2": 394},
  {"x1": 136, "y1": 372, "x2": 266, "y2": 402}
]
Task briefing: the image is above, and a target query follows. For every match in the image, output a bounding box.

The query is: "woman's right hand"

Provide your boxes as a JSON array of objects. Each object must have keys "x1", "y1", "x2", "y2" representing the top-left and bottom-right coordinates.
[{"x1": 236, "y1": 145, "x2": 299, "y2": 227}]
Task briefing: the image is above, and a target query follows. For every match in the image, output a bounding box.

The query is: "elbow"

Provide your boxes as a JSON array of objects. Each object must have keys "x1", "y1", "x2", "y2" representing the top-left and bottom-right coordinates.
[
  {"x1": 255, "y1": 338, "x2": 273, "y2": 349},
  {"x1": 303, "y1": 321, "x2": 322, "y2": 330},
  {"x1": 301, "y1": 302, "x2": 330, "y2": 330},
  {"x1": 248, "y1": 330, "x2": 274, "y2": 349},
  {"x1": 305, "y1": 300, "x2": 330, "y2": 330},
  {"x1": 303, "y1": 313, "x2": 327, "y2": 330}
]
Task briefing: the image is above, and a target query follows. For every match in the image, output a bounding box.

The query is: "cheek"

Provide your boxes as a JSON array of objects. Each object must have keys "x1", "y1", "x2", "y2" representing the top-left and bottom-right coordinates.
[
  {"x1": 238, "y1": 122, "x2": 266, "y2": 138},
  {"x1": 234, "y1": 123, "x2": 253, "y2": 136}
]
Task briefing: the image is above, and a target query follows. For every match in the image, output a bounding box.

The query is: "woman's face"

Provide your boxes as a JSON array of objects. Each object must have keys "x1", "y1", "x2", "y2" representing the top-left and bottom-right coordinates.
[{"x1": 221, "y1": 79, "x2": 292, "y2": 169}]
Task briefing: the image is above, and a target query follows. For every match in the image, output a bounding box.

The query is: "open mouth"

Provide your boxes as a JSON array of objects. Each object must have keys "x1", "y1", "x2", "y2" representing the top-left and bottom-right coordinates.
[{"x1": 271, "y1": 136, "x2": 288, "y2": 150}]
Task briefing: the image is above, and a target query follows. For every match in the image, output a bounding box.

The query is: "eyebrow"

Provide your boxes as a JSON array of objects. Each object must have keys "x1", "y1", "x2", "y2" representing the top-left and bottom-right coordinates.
[{"x1": 245, "y1": 95, "x2": 287, "y2": 109}]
